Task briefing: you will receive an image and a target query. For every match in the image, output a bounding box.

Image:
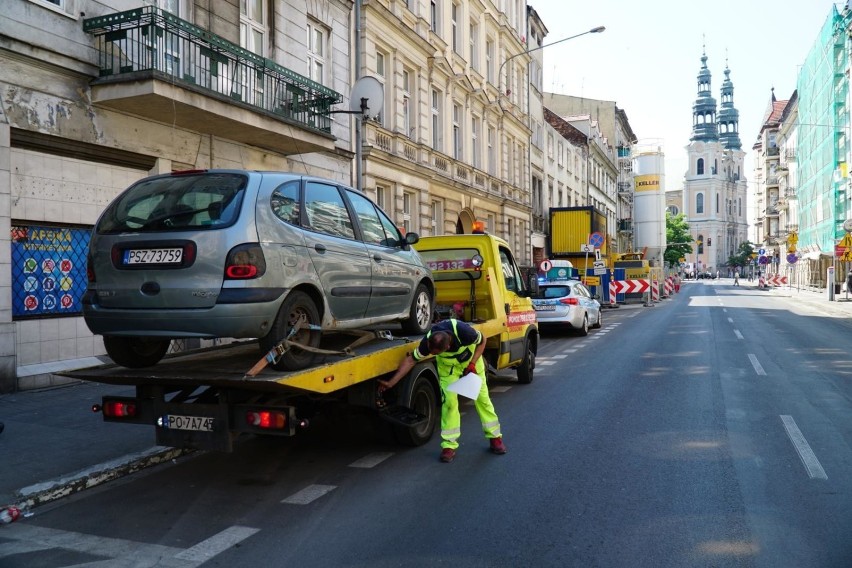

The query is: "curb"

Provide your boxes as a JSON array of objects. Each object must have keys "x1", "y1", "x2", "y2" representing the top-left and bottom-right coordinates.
[{"x1": 10, "y1": 446, "x2": 194, "y2": 512}]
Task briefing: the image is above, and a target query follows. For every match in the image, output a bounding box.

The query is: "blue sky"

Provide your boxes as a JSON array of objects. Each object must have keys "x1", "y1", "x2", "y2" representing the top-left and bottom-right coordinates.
[{"x1": 530, "y1": 0, "x2": 839, "y2": 191}]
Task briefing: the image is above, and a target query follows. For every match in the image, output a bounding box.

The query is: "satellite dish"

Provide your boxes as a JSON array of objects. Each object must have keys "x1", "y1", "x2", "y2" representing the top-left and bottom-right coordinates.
[
  {"x1": 349, "y1": 76, "x2": 384, "y2": 119},
  {"x1": 844, "y1": 218, "x2": 852, "y2": 233}
]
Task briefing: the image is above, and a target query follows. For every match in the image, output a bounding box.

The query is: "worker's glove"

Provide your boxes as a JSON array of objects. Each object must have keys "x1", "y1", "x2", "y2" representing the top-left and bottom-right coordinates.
[{"x1": 465, "y1": 362, "x2": 477, "y2": 375}]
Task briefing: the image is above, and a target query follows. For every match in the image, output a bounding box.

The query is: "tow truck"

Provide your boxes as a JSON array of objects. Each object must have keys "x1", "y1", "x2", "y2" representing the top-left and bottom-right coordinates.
[{"x1": 61, "y1": 229, "x2": 539, "y2": 452}]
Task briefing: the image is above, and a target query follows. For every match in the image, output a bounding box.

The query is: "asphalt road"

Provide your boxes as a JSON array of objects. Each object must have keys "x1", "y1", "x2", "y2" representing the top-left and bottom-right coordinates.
[{"x1": 3, "y1": 280, "x2": 852, "y2": 567}]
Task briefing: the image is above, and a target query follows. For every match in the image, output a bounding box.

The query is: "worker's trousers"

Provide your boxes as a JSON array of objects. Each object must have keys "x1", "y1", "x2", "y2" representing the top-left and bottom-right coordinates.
[{"x1": 439, "y1": 371, "x2": 501, "y2": 450}]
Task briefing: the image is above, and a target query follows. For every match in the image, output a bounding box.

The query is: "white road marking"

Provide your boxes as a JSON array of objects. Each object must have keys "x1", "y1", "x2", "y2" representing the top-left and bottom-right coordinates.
[
  {"x1": 747, "y1": 354, "x2": 766, "y2": 375},
  {"x1": 734, "y1": 330, "x2": 744, "y2": 340},
  {"x1": 490, "y1": 386, "x2": 511, "y2": 393},
  {"x1": 780, "y1": 415, "x2": 828, "y2": 480},
  {"x1": 563, "y1": 349, "x2": 578, "y2": 353},
  {"x1": 282, "y1": 484, "x2": 336, "y2": 505},
  {"x1": 349, "y1": 452, "x2": 394, "y2": 468},
  {"x1": 538, "y1": 360, "x2": 557, "y2": 365},
  {"x1": 550, "y1": 354, "x2": 568, "y2": 359},
  {"x1": 175, "y1": 526, "x2": 260, "y2": 562},
  {"x1": 728, "y1": 317, "x2": 734, "y2": 323}
]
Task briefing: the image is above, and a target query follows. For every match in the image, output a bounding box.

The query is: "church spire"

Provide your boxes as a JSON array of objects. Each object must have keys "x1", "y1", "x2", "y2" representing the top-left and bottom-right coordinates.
[
  {"x1": 690, "y1": 48, "x2": 718, "y2": 142},
  {"x1": 718, "y1": 62, "x2": 742, "y2": 150}
]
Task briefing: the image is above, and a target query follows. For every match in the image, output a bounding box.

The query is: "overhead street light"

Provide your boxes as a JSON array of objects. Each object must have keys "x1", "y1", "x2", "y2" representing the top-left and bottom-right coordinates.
[{"x1": 497, "y1": 25, "x2": 606, "y2": 100}]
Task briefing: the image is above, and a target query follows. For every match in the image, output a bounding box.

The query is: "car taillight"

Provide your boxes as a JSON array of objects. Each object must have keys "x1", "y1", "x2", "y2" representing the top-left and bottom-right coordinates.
[
  {"x1": 102, "y1": 400, "x2": 137, "y2": 418},
  {"x1": 559, "y1": 297, "x2": 580, "y2": 305},
  {"x1": 224, "y1": 243, "x2": 266, "y2": 280},
  {"x1": 246, "y1": 410, "x2": 287, "y2": 430},
  {"x1": 87, "y1": 253, "x2": 96, "y2": 283}
]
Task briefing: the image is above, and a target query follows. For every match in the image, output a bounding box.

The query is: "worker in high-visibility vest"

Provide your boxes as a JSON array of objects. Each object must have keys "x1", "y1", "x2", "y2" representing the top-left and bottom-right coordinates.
[{"x1": 379, "y1": 318, "x2": 505, "y2": 463}]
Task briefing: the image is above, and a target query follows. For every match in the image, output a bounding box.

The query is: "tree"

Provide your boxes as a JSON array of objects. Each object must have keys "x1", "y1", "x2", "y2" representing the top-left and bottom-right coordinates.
[
  {"x1": 664, "y1": 212, "x2": 693, "y2": 267},
  {"x1": 727, "y1": 241, "x2": 757, "y2": 269}
]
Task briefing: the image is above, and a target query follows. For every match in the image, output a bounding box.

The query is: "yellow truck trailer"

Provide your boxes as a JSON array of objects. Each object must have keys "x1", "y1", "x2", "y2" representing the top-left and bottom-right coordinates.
[{"x1": 62, "y1": 232, "x2": 539, "y2": 452}]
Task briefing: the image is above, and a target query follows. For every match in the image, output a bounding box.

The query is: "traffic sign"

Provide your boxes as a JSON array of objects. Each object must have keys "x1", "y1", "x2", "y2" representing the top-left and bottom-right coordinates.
[
  {"x1": 580, "y1": 244, "x2": 594, "y2": 253},
  {"x1": 840, "y1": 233, "x2": 852, "y2": 248},
  {"x1": 758, "y1": 248, "x2": 766, "y2": 255},
  {"x1": 583, "y1": 276, "x2": 601, "y2": 286},
  {"x1": 589, "y1": 232, "x2": 604, "y2": 248},
  {"x1": 593, "y1": 260, "x2": 606, "y2": 269},
  {"x1": 787, "y1": 253, "x2": 798, "y2": 264},
  {"x1": 539, "y1": 260, "x2": 552, "y2": 272}
]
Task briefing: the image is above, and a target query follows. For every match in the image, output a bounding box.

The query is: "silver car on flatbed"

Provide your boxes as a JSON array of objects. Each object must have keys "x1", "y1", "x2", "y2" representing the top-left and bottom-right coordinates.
[{"x1": 83, "y1": 170, "x2": 434, "y2": 370}]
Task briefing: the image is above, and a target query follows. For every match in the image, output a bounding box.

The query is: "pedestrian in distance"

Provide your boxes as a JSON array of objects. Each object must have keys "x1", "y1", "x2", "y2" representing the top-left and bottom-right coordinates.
[
  {"x1": 733, "y1": 271, "x2": 740, "y2": 286},
  {"x1": 378, "y1": 318, "x2": 506, "y2": 463}
]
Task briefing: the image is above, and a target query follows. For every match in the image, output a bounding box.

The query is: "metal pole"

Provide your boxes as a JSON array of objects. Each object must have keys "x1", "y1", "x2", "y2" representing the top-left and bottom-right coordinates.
[{"x1": 354, "y1": 0, "x2": 363, "y2": 191}]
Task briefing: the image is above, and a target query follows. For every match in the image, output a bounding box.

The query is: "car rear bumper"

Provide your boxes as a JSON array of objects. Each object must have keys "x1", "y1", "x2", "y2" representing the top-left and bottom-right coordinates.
[{"x1": 82, "y1": 301, "x2": 280, "y2": 339}]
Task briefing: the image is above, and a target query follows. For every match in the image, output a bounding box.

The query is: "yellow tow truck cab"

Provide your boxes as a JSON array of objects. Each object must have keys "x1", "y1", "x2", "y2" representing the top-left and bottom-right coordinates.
[{"x1": 414, "y1": 231, "x2": 539, "y2": 381}]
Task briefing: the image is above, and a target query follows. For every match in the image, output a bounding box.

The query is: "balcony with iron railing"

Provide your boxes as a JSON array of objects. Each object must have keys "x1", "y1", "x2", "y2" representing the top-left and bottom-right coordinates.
[
  {"x1": 83, "y1": 7, "x2": 342, "y2": 155},
  {"x1": 617, "y1": 219, "x2": 633, "y2": 233}
]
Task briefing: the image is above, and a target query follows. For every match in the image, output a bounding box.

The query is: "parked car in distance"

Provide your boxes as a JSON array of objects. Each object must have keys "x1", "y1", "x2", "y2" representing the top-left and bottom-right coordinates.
[
  {"x1": 83, "y1": 170, "x2": 434, "y2": 370},
  {"x1": 532, "y1": 279, "x2": 602, "y2": 335}
]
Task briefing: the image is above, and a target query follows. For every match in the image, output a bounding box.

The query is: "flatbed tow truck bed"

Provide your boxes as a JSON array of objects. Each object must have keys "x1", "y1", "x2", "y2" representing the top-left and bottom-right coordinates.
[{"x1": 60, "y1": 331, "x2": 421, "y2": 394}]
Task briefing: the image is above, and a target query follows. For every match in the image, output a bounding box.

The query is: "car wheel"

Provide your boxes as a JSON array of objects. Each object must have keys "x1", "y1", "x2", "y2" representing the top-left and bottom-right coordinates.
[
  {"x1": 400, "y1": 283, "x2": 433, "y2": 335},
  {"x1": 103, "y1": 336, "x2": 170, "y2": 368},
  {"x1": 578, "y1": 314, "x2": 589, "y2": 336},
  {"x1": 516, "y1": 340, "x2": 535, "y2": 384},
  {"x1": 393, "y1": 365, "x2": 439, "y2": 446},
  {"x1": 592, "y1": 310, "x2": 603, "y2": 329},
  {"x1": 260, "y1": 291, "x2": 322, "y2": 371}
]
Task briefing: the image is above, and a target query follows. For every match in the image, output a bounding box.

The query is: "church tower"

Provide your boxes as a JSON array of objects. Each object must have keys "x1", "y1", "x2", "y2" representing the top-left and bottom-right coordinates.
[{"x1": 682, "y1": 50, "x2": 749, "y2": 276}]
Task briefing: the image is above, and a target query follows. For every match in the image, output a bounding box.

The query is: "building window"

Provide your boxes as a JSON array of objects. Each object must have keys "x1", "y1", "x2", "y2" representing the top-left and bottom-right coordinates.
[
  {"x1": 431, "y1": 200, "x2": 444, "y2": 235},
  {"x1": 471, "y1": 116, "x2": 480, "y2": 169},
  {"x1": 375, "y1": 51, "x2": 387, "y2": 126},
  {"x1": 470, "y1": 21, "x2": 479, "y2": 70},
  {"x1": 487, "y1": 213, "x2": 496, "y2": 233},
  {"x1": 402, "y1": 68, "x2": 413, "y2": 137},
  {"x1": 486, "y1": 39, "x2": 494, "y2": 84},
  {"x1": 375, "y1": 185, "x2": 388, "y2": 211},
  {"x1": 240, "y1": 0, "x2": 266, "y2": 56},
  {"x1": 487, "y1": 126, "x2": 496, "y2": 176},
  {"x1": 430, "y1": 0, "x2": 441, "y2": 33},
  {"x1": 453, "y1": 102, "x2": 463, "y2": 160},
  {"x1": 696, "y1": 192, "x2": 704, "y2": 214},
  {"x1": 307, "y1": 20, "x2": 327, "y2": 84},
  {"x1": 451, "y1": 2, "x2": 461, "y2": 54},
  {"x1": 403, "y1": 191, "x2": 416, "y2": 233},
  {"x1": 431, "y1": 89, "x2": 443, "y2": 151},
  {"x1": 696, "y1": 158, "x2": 704, "y2": 175},
  {"x1": 716, "y1": 193, "x2": 720, "y2": 213}
]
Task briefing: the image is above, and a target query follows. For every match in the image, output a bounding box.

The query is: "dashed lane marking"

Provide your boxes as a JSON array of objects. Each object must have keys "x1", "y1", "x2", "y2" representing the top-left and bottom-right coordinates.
[
  {"x1": 349, "y1": 452, "x2": 394, "y2": 468},
  {"x1": 780, "y1": 415, "x2": 828, "y2": 480},
  {"x1": 734, "y1": 330, "x2": 744, "y2": 340},
  {"x1": 282, "y1": 484, "x2": 336, "y2": 505},
  {"x1": 490, "y1": 386, "x2": 511, "y2": 393},
  {"x1": 748, "y1": 354, "x2": 766, "y2": 376},
  {"x1": 175, "y1": 526, "x2": 260, "y2": 563}
]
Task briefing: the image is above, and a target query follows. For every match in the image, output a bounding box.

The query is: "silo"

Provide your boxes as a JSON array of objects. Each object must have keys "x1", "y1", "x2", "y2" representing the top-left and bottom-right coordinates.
[{"x1": 632, "y1": 139, "x2": 666, "y2": 266}]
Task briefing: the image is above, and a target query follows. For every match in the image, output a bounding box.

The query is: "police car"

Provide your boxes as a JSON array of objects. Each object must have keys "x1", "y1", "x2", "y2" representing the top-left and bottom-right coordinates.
[{"x1": 531, "y1": 278, "x2": 602, "y2": 335}]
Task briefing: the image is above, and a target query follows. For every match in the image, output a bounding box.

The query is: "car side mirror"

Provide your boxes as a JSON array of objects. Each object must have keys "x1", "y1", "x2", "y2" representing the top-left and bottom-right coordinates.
[
  {"x1": 523, "y1": 273, "x2": 539, "y2": 297},
  {"x1": 400, "y1": 232, "x2": 419, "y2": 250}
]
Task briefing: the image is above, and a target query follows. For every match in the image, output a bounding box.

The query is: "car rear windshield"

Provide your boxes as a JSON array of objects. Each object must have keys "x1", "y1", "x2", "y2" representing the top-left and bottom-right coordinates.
[
  {"x1": 535, "y1": 285, "x2": 572, "y2": 299},
  {"x1": 96, "y1": 173, "x2": 248, "y2": 234}
]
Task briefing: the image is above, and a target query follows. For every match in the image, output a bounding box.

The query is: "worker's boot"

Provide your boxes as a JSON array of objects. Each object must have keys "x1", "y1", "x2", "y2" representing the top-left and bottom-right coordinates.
[
  {"x1": 439, "y1": 448, "x2": 456, "y2": 463},
  {"x1": 489, "y1": 437, "x2": 507, "y2": 455}
]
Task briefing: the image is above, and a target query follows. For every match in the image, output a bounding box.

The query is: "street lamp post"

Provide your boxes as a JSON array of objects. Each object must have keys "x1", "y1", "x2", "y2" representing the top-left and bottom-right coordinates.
[{"x1": 497, "y1": 25, "x2": 605, "y2": 106}]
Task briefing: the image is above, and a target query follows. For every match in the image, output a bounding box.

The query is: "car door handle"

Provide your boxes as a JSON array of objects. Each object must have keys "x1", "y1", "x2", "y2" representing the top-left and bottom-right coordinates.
[
  {"x1": 314, "y1": 243, "x2": 327, "y2": 253},
  {"x1": 373, "y1": 255, "x2": 382, "y2": 262}
]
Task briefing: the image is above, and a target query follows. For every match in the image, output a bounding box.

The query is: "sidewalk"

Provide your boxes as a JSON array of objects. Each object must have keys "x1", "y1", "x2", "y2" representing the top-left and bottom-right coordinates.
[{"x1": 0, "y1": 381, "x2": 187, "y2": 514}]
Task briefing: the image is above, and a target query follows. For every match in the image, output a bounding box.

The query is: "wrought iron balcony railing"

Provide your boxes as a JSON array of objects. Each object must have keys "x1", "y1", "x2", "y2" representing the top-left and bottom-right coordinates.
[{"x1": 83, "y1": 7, "x2": 341, "y2": 134}]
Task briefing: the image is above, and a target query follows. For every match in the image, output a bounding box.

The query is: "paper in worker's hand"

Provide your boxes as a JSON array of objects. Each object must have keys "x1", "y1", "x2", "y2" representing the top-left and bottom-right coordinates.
[{"x1": 446, "y1": 372, "x2": 482, "y2": 399}]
